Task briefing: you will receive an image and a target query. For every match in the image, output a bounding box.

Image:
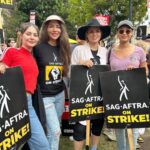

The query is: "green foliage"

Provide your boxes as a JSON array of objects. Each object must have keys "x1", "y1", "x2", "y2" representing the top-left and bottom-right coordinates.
[
  {"x1": 2, "y1": 8, "x2": 27, "y2": 40},
  {"x1": 16, "y1": 0, "x2": 66, "y2": 27},
  {"x1": 67, "y1": 0, "x2": 147, "y2": 36},
  {"x1": 2, "y1": 0, "x2": 67, "y2": 40},
  {"x1": 2, "y1": 0, "x2": 147, "y2": 40},
  {"x1": 15, "y1": 0, "x2": 76, "y2": 37},
  {"x1": 67, "y1": 0, "x2": 93, "y2": 26}
]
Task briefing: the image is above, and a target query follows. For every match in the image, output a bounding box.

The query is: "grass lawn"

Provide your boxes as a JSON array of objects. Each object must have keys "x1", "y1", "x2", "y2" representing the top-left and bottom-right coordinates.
[{"x1": 59, "y1": 134, "x2": 116, "y2": 150}]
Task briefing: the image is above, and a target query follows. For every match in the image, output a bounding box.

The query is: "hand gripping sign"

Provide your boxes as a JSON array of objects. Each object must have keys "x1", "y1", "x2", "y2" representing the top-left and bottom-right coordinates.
[
  {"x1": 100, "y1": 68, "x2": 150, "y2": 129},
  {"x1": 69, "y1": 65, "x2": 110, "y2": 150},
  {"x1": 69, "y1": 65, "x2": 110, "y2": 122}
]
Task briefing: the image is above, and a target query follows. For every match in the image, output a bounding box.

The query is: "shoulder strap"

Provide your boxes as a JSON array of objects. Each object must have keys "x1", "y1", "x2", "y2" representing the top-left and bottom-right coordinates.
[{"x1": 107, "y1": 49, "x2": 111, "y2": 65}]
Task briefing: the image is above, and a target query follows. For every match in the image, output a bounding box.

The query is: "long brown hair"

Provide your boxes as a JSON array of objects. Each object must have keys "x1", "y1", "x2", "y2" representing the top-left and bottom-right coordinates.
[{"x1": 39, "y1": 18, "x2": 71, "y2": 76}]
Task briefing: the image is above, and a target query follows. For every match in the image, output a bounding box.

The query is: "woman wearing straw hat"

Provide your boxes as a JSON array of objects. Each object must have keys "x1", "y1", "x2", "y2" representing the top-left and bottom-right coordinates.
[
  {"x1": 71, "y1": 18, "x2": 111, "y2": 150},
  {"x1": 33, "y1": 15, "x2": 71, "y2": 150}
]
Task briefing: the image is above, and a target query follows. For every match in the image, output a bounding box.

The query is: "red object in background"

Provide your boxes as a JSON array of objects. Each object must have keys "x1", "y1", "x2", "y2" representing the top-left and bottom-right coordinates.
[
  {"x1": 62, "y1": 99, "x2": 69, "y2": 120},
  {"x1": 147, "y1": 0, "x2": 150, "y2": 8},
  {"x1": 94, "y1": 14, "x2": 110, "y2": 26},
  {"x1": 61, "y1": 99, "x2": 75, "y2": 136}
]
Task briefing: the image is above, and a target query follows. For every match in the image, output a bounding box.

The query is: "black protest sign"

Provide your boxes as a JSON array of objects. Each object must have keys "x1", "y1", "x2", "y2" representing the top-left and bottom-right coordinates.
[
  {"x1": 100, "y1": 68, "x2": 150, "y2": 128},
  {"x1": 69, "y1": 65, "x2": 110, "y2": 122},
  {"x1": 0, "y1": 0, "x2": 14, "y2": 9},
  {"x1": 0, "y1": 67, "x2": 30, "y2": 150}
]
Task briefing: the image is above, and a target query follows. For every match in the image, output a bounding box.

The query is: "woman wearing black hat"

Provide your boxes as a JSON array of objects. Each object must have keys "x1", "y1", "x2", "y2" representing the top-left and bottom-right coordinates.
[
  {"x1": 71, "y1": 18, "x2": 111, "y2": 150},
  {"x1": 109, "y1": 20, "x2": 148, "y2": 150}
]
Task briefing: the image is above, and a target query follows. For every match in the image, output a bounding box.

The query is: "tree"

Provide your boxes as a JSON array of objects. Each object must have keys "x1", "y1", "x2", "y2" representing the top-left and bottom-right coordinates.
[
  {"x1": 2, "y1": 0, "x2": 147, "y2": 40},
  {"x1": 16, "y1": 0, "x2": 66, "y2": 26},
  {"x1": 16, "y1": 0, "x2": 76, "y2": 37},
  {"x1": 2, "y1": 0, "x2": 67, "y2": 39},
  {"x1": 66, "y1": 0, "x2": 147, "y2": 36},
  {"x1": 2, "y1": 8, "x2": 27, "y2": 40}
]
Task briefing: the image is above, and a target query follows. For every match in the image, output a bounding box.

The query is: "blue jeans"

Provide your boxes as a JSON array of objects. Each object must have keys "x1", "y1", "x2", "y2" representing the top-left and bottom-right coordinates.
[
  {"x1": 115, "y1": 128, "x2": 139, "y2": 150},
  {"x1": 43, "y1": 91, "x2": 65, "y2": 150},
  {"x1": 27, "y1": 95, "x2": 50, "y2": 150}
]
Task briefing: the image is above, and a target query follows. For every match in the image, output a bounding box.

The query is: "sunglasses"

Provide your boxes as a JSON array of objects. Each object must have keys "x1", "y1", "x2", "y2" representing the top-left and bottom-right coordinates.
[{"x1": 118, "y1": 29, "x2": 132, "y2": 34}]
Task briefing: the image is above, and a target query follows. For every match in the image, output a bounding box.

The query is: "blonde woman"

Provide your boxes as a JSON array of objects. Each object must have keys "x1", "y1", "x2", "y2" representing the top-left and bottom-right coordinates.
[{"x1": 109, "y1": 20, "x2": 148, "y2": 150}]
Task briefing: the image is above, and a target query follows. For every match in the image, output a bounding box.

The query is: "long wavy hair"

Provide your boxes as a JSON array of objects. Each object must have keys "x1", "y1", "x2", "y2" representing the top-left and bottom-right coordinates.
[{"x1": 39, "y1": 19, "x2": 71, "y2": 76}]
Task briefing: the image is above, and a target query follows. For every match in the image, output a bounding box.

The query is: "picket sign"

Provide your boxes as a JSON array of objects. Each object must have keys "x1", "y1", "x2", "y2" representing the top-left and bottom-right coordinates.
[
  {"x1": 86, "y1": 120, "x2": 90, "y2": 150},
  {"x1": 127, "y1": 129, "x2": 134, "y2": 150},
  {"x1": 99, "y1": 68, "x2": 150, "y2": 150},
  {"x1": 69, "y1": 65, "x2": 109, "y2": 150},
  {"x1": 0, "y1": 67, "x2": 30, "y2": 150}
]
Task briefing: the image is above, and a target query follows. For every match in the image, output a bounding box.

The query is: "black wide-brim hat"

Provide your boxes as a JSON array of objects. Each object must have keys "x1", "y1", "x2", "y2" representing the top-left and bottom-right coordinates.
[{"x1": 77, "y1": 19, "x2": 111, "y2": 40}]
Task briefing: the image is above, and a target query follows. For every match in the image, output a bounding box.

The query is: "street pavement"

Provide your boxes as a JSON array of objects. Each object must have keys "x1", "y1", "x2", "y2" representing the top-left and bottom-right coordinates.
[{"x1": 139, "y1": 128, "x2": 150, "y2": 150}]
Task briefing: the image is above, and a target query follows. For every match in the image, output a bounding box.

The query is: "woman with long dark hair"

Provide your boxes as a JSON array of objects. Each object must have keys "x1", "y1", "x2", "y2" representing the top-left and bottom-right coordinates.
[{"x1": 33, "y1": 15, "x2": 71, "y2": 150}]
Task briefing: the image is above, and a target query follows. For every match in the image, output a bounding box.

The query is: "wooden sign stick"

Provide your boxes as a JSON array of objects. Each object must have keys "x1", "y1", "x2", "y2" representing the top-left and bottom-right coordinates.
[
  {"x1": 127, "y1": 128, "x2": 134, "y2": 150},
  {"x1": 86, "y1": 120, "x2": 90, "y2": 150}
]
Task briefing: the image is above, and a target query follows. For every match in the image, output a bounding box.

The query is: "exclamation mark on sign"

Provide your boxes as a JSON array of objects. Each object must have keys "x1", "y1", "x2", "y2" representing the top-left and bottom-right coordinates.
[
  {"x1": 146, "y1": 114, "x2": 150, "y2": 122},
  {"x1": 27, "y1": 123, "x2": 30, "y2": 133}
]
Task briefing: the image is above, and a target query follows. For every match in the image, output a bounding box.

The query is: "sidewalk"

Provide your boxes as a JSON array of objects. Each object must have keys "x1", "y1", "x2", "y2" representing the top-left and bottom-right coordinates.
[{"x1": 139, "y1": 128, "x2": 150, "y2": 150}]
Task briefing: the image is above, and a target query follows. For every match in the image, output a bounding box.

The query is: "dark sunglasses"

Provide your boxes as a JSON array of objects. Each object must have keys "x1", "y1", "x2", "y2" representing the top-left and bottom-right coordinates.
[{"x1": 118, "y1": 29, "x2": 132, "y2": 34}]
